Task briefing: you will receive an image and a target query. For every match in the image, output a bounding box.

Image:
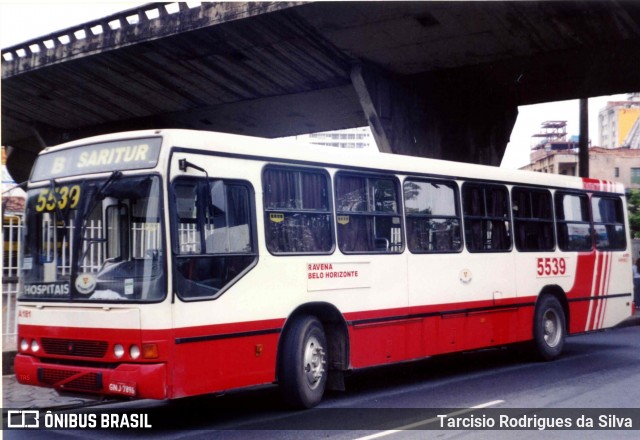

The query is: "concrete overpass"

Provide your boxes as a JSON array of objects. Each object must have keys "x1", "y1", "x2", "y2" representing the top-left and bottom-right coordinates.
[{"x1": 3, "y1": 1, "x2": 640, "y2": 182}]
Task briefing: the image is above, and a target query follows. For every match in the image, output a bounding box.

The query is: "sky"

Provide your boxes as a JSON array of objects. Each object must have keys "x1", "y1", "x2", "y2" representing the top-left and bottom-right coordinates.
[{"x1": 0, "y1": 2, "x2": 631, "y2": 170}]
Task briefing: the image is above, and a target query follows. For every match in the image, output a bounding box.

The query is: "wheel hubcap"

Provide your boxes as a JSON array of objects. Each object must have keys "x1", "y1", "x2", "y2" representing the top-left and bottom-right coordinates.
[
  {"x1": 543, "y1": 309, "x2": 561, "y2": 347},
  {"x1": 303, "y1": 335, "x2": 326, "y2": 389}
]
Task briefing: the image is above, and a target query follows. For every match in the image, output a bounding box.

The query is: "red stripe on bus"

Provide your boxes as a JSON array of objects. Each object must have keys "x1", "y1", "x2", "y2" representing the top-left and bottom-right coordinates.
[
  {"x1": 589, "y1": 252, "x2": 604, "y2": 331},
  {"x1": 598, "y1": 252, "x2": 612, "y2": 329},
  {"x1": 566, "y1": 251, "x2": 595, "y2": 333}
]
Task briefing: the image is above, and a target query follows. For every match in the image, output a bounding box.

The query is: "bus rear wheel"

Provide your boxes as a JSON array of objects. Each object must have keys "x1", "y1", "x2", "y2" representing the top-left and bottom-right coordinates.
[
  {"x1": 279, "y1": 316, "x2": 328, "y2": 408},
  {"x1": 533, "y1": 295, "x2": 566, "y2": 361}
]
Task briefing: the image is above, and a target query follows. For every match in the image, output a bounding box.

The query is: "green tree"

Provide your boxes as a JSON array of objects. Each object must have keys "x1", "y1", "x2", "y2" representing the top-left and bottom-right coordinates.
[{"x1": 628, "y1": 189, "x2": 640, "y2": 239}]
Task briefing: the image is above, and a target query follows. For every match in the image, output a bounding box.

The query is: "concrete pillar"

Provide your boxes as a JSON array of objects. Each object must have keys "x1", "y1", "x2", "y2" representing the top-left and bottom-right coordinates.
[
  {"x1": 351, "y1": 63, "x2": 519, "y2": 166},
  {"x1": 579, "y1": 98, "x2": 589, "y2": 178}
]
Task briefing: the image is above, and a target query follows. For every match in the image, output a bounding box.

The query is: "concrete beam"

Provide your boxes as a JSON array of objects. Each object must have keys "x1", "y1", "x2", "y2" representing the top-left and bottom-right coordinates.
[
  {"x1": 351, "y1": 64, "x2": 430, "y2": 156},
  {"x1": 351, "y1": 63, "x2": 519, "y2": 166}
]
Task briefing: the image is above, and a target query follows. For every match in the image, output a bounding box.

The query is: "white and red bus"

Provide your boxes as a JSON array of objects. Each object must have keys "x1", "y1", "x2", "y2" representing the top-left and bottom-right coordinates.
[{"x1": 15, "y1": 129, "x2": 633, "y2": 408}]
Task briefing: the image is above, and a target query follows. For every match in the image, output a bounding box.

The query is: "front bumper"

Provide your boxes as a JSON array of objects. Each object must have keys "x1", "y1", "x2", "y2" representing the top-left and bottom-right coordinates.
[{"x1": 14, "y1": 354, "x2": 168, "y2": 400}]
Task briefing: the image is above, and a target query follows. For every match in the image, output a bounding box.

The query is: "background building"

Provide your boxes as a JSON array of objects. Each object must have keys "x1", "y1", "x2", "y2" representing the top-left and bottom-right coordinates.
[
  {"x1": 290, "y1": 127, "x2": 374, "y2": 150},
  {"x1": 598, "y1": 93, "x2": 640, "y2": 149},
  {"x1": 522, "y1": 133, "x2": 640, "y2": 190},
  {"x1": 522, "y1": 96, "x2": 640, "y2": 191},
  {"x1": 522, "y1": 141, "x2": 640, "y2": 190}
]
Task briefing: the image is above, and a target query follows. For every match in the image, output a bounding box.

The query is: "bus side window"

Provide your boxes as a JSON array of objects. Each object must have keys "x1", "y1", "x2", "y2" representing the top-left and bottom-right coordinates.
[
  {"x1": 462, "y1": 183, "x2": 512, "y2": 252},
  {"x1": 591, "y1": 196, "x2": 626, "y2": 251},
  {"x1": 173, "y1": 178, "x2": 257, "y2": 300},
  {"x1": 335, "y1": 173, "x2": 404, "y2": 254},
  {"x1": 511, "y1": 187, "x2": 555, "y2": 252},
  {"x1": 555, "y1": 192, "x2": 592, "y2": 251},
  {"x1": 263, "y1": 167, "x2": 333, "y2": 255},
  {"x1": 404, "y1": 179, "x2": 461, "y2": 253}
]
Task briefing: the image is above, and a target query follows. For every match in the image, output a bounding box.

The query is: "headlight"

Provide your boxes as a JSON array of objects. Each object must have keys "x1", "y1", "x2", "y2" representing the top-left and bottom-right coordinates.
[
  {"x1": 20, "y1": 339, "x2": 29, "y2": 352},
  {"x1": 30, "y1": 339, "x2": 40, "y2": 353},
  {"x1": 130, "y1": 345, "x2": 141, "y2": 359},
  {"x1": 113, "y1": 344, "x2": 125, "y2": 358}
]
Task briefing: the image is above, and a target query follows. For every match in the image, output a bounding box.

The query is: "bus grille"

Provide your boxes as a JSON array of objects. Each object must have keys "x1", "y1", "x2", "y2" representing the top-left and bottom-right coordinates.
[
  {"x1": 41, "y1": 338, "x2": 109, "y2": 358},
  {"x1": 39, "y1": 368, "x2": 103, "y2": 391},
  {"x1": 39, "y1": 368, "x2": 76, "y2": 384},
  {"x1": 67, "y1": 373, "x2": 102, "y2": 391}
]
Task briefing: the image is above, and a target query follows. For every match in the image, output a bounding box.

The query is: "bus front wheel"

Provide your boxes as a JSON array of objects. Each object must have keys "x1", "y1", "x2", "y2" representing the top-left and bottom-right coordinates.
[
  {"x1": 279, "y1": 316, "x2": 328, "y2": 408},
  {"x1": 533, "y1": 295, "x2": 566, "y2": 361}
]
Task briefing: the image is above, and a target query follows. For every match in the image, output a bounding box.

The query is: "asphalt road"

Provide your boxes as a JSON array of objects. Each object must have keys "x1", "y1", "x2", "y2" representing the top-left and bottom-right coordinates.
[{"x1": 6, "y1": 325, "x2": 640, "y2": 439}]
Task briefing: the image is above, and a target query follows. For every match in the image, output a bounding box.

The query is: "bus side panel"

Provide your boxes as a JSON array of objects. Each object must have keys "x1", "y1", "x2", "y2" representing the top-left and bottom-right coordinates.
[
  {"x1": 466, "y1": 308, "x2": 523, "y2": 348},
  {"x1": 514, "y1": 249, "x2": 627, "y2": 335},
  {"x1": 566, "y1": 250, "x2": 633, "y2": 334},
  {"x1": 420, "y1": 302, "x2": 531, "y2": 356},
  {"x1": 348, "y1": 319, "x2": 423, "y2": 367},
  {"x1": 408, "y1": 251, "x2": 524, "y2": 355},
  {"x1": 170, "y1": 322, "x2": 281, "y2": 399},
  {"x1": 345, "y1": 300, "x2": 533, "y2": 369},
  {"x1": 600, "y1": 250, "x2": 634, "y2": 328}
]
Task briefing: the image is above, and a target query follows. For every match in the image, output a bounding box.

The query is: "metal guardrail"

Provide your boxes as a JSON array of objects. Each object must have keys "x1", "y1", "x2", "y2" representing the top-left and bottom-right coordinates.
[{"x1": 2, "y1": 215, "x2": 23, "y2": 351}]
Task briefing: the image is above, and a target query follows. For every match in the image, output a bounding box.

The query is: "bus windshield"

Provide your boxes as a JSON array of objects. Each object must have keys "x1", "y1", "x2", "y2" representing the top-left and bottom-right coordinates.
[{"x1": 20, "y1": 174, "x2": 166, "y2": 302}]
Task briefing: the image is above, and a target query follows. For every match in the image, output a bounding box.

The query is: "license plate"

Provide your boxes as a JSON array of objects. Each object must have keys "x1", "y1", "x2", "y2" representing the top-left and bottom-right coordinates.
[{"x1": 108, "y1": 381, "x2": 136, "y2": 397}]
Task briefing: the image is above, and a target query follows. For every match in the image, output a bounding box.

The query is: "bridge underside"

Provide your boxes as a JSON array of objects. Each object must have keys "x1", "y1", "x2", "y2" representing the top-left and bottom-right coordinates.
[{"x1": 3, "y1": 1, "x2": 640, "y2": 182}]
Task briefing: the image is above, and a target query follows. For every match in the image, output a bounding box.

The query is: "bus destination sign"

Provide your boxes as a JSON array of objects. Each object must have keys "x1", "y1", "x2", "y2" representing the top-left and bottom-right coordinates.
[{"x1": 31, "y1": 137, "x2": 162, "y2": 181}]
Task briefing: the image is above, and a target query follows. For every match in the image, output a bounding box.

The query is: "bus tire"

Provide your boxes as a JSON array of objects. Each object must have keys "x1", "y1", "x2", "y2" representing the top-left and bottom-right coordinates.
[
  {"x1": 533, "y1": 295, "x2": 566, "y2": 361},
  {"x1": 279, "y1": 316, "x2": 328, "y2": 408}
]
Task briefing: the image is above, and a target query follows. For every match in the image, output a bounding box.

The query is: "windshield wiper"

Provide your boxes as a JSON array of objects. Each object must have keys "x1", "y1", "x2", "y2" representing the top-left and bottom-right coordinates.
[{"x1": 96, "y1": 171, "x2": 123, "y2": 200}]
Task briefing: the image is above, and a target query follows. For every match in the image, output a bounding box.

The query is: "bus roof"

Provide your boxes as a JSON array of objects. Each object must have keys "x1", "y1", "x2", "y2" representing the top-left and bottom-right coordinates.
[{"x1": 38, "y1": 129, "x2": 625, "y2": 194}]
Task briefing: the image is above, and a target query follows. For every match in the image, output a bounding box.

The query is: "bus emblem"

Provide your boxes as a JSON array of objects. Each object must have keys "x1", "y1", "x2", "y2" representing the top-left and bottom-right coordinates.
[
  {"x1": 459, "y1": 269, "x2": 472, "y2": 284},
  {"x1": 75, "y1": 273, "x2": 97, "y2": 294}
]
